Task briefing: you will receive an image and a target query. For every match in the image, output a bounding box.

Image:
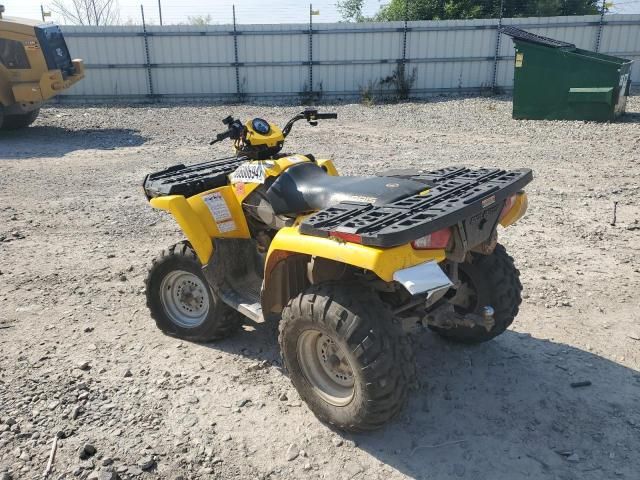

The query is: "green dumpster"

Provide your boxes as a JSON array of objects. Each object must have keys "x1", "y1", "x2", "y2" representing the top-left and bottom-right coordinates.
[{"x1": 501, "y1": 26, "x2": 633, "y2": 121}]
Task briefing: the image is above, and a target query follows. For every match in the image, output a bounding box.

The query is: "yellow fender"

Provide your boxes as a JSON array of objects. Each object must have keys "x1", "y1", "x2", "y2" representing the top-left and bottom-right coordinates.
[
  {"x1": 150, "y1": 185, "x2": 250, "y2": 264},
  {"x1": 149, "y1": 196, "x2": 214, "y2": 264},
  {"x1": 266, "y1": 227, "x2": 445, "y2": 282},
  {"x1": 317, "y1": 158, "x2": 339, "y2": 176}
]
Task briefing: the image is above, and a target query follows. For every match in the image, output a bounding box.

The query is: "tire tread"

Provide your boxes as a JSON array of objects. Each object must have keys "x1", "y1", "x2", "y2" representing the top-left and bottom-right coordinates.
[
  {"x1": 279, "y1": 282, "x2": 415, "y2": 431},
  {"x1": 145, "y1": 241, "x2": 242, "y2": 341}
]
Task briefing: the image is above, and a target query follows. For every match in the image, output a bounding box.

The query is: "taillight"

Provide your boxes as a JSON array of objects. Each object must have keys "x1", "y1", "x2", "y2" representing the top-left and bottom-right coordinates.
[
  {"x1": 411, "y1": 227, "x2": 451, "y2": 250},
  {"x1": 329, "y1": 231, "x2": 362, "y2": 244},
  {"x1": 500, "y1": 194, "x2": 517, "y2": 220}
]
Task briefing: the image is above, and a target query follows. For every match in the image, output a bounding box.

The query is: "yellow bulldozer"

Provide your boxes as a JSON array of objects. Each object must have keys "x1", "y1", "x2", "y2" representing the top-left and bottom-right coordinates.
[{"x1": 0, "y1": 5, "x2": 84, "y2": 129}]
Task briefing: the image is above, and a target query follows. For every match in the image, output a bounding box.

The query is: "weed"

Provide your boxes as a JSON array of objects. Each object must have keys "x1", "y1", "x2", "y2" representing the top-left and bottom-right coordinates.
[
  {"x1": 359, "y1": 80, "x2": 379, "y2": 106},
  {"x1": 380, "y1": 63, "x2": 416, "y2": 101}
]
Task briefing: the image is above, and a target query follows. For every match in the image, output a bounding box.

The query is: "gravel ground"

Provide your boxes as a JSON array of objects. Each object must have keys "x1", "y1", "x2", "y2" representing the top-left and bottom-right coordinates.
[{"x1": 0, "y1": 96, "x2": 639, "y2": 480}]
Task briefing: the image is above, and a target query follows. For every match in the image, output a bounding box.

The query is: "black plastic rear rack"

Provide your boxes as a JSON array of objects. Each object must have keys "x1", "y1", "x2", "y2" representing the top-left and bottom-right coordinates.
[
  {"x1": 143, "y1": 156, "x2": 248, "y2": 198},
  {"x1": 500, "y1": 26, "x2": 575, "y2": 49},
  {"x1": 299, "y1": 166, "x2": 533, "y2": 247}
]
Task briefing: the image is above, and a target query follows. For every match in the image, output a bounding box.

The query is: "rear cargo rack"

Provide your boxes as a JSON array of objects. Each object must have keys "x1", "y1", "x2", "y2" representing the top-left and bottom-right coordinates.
[
  {"x1": 143, "y1": 156, "x2": 248, "y2": 198},
  {"x1": 300, "y1": 167, "x2": 533, "y2": 247},
  {"x1": 500, "y1": 26, "x2": 575, "y2": 49}
]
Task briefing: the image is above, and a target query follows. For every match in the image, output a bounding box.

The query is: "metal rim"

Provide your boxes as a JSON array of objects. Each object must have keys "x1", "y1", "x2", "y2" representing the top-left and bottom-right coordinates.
[
  {"x1": 297, "y1": 330, "x2": 355, "y2": 407},
  {"x1": 159, "y1": 270, "x2": 210, "y2": 328}
]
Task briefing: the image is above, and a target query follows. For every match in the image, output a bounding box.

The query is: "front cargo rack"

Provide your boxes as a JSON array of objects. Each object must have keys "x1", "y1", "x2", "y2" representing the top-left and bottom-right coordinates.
[
  {"x1": 300, "y1": 166, "x2": 533, "y2": 247},
  {"x1": 500, "y1": 26, "x2": 575, "y2": 49},
  {"x1": 143, "y1": 156, "x2": 248, "y2": 198}
]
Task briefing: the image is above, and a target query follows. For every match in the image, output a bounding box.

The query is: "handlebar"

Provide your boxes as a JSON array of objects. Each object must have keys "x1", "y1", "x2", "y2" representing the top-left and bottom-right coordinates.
[
  {"x1": 282, "y1": 108, "x2": 337, "y2": 137},
  {"x1": 210, "y1": 108, "x2": 337, "y2": 145},
  {"x1": 314, "y1": 112, "x2": 338, "y2": 120},
  {"x1": 209, "y1": 130, "x2": 230, "y2": 145},
  {"x1": 210, "y1": 116, "x2": 244, "y2": 145}
]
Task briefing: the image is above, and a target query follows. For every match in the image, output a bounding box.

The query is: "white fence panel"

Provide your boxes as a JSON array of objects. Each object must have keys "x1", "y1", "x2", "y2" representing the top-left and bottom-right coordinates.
[{"x1": 59, "y1": 14, "x2": 639, "y2": 101}]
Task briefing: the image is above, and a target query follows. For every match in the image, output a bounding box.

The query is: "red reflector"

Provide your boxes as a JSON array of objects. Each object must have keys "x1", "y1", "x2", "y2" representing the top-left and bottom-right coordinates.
[
  {"x1": 411, "y1": 228, "x2": 451, "y2": 250},
  {"x1": 329, "y1": 231, "x2": 362, "y2": 244},
  {"x1": 499, "y1": 194, "x2": 517, "y2": 220}
]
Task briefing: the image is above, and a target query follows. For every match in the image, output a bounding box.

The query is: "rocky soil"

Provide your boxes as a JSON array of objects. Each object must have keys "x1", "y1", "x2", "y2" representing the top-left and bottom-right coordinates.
[{"x1": 0, "y1": 96, "x2": 639, "y2": 480}]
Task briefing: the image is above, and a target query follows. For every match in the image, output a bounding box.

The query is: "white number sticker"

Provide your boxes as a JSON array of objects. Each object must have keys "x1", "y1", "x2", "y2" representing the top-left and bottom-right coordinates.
[{"x1": 230, "y1": 162, "x2": 268, "y2": 184}]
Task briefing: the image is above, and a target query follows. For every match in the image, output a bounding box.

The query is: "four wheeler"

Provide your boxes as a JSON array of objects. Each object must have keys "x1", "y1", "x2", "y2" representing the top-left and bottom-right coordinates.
[{"x1": 142, "y1": 109, "x2": 532, "y2": 431}]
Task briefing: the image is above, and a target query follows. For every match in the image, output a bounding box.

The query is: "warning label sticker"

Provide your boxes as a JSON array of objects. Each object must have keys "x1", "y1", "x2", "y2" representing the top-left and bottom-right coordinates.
[
  {"x1": 202, "y1": 192, "x2": 232, "y2": 223},
  {"x1": 217, "y1": 220, "x2": 237, "y2": 233}
]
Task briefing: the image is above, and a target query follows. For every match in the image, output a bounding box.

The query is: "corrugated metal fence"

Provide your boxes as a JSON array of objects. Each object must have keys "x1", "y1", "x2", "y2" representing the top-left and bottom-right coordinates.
[{"x1": 59, "y1": 14, "x2": 639, "y2": 102}]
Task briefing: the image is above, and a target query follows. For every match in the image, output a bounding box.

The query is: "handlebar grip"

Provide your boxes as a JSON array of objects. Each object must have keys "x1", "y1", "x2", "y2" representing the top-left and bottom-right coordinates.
[
  {"x1": 316, "y1": 113, "x2": 337, "y2": 119},
  {"x1": 210, "y1": 130, "x2": 231, "y2": 145}
]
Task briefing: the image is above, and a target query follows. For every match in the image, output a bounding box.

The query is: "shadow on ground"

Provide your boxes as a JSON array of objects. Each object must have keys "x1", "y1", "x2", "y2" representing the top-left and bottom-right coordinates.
[
  {"x1": 619, "y1": 111, "x2": 640, "y2": 123},
  {"x1": 0, "y1": 126, "x2": 147, "y2": 159},
  {"x1": 207, "y1": 322, "x2": 640, "y2": 480}
]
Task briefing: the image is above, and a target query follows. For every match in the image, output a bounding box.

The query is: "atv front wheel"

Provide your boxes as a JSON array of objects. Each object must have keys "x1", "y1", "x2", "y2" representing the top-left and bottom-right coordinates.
[
  {"x1": 430, "y1": 243, "x2": 522, "y2": 344},
  {"x1": 1, "y1": 108, "x2": 40, "y2": 130},
  {"x1": 145, "y1": 241, "x2": 242, "y2": 341},
  {"x1": 279, "y1": 282, "x2": 413, "y2": 431}
]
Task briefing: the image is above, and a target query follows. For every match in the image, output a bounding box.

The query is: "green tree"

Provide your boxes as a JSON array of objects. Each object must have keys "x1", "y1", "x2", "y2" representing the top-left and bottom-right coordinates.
[
  {"x1": 337, "y1": 0, "x2": 369, "y2": 22},
  {"x1": 338, "y1": 0, "x2": 601, "y2": 22},
  {"x1": 187, "y1": 14, "x2": 213, "y2": 25}
]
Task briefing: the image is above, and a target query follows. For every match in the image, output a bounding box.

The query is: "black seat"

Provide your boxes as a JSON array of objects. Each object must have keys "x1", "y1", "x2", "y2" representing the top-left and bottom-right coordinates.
[{"x1": 265, "y1": 162, "x2": 426, "y2": 215}]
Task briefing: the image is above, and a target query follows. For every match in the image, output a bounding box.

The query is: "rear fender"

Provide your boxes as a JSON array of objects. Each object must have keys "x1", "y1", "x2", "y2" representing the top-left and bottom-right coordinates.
[
  {"x1": 149, "y1": 185, "x2": 250, "y2": 265},
  {"x1": 262, "y1": 226, "x2": 446, "y2": 314}
]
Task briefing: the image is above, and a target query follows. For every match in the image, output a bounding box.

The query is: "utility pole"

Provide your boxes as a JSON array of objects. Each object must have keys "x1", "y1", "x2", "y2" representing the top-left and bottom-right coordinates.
[
  {"x1": 402, "y1": 0, "x2": 408, "y2": 66},
  {"x1": 232, "y1": 5, "x2": 241, "y2": 100},
  {"x1": 595, "y1": 0, "x2": 606, "y2": 52},
  {"x1": 141, "y1": 4, "x2": 154, "y2": 97},
  {"x1": 158, "y1": 0, "x2": 163, "y2": 26},
  {"x1": 309, "y1": 4, "x2": 320, "y2": 95},
  {"x1": 309, "y1": 4, "x2": 313, "y2": 95},
  {"x1": 491, "y1": 0, "x2": 504, "y2": 92}
]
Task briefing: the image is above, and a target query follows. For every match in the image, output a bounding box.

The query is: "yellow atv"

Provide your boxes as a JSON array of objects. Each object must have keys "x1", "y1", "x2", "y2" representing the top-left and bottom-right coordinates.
[{"x1": 143, "y1": 109, "x2": 532, "y2": 431}]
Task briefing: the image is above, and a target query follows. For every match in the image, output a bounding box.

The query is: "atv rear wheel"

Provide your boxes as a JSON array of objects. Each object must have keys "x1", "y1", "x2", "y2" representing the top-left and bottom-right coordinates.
[
  {"x1": 145, "y1": 241, "x2": 242, "y2": 341},
  {"x1": 430, "y1": 243, "x2": 522, "y2": 344},
  {"x1": 1, "y1": 108, "x2": 40, "y2": 130},
  {"x1": 279, "y1": 282, "x2": 413, "y2": 431}
]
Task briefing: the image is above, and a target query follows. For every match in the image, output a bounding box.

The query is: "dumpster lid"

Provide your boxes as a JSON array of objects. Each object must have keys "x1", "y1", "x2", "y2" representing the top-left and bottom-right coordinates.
[{"x1": 500, "y1": 26, "x2": 575, "y2": 48}]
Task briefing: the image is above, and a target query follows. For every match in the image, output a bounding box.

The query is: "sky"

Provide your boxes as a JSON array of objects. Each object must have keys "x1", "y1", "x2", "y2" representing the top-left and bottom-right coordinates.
[
  {"x1": 5, "y1": 0, "x2": 381, "y2": 25},
  {"x1": 3, "y1": 0, "x2": 639, "y2": 25}
]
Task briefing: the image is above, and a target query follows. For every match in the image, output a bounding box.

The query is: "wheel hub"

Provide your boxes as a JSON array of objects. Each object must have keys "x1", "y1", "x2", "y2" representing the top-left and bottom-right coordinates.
[
  {"x1": 317, "y1": 336, "x2": 353, "y2": 387},
  {"x1": 160, "y1": 270, "x2": 210, "y2": 328},
  {"x1": 297, "y1": 330, "x2": 355, "y2": 406}
]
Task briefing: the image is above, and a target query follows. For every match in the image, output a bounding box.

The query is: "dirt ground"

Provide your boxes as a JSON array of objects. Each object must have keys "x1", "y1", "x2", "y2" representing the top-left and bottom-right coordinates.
[{"x1": 0, "y1": 96, "x2": 639, "y2": 480}]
